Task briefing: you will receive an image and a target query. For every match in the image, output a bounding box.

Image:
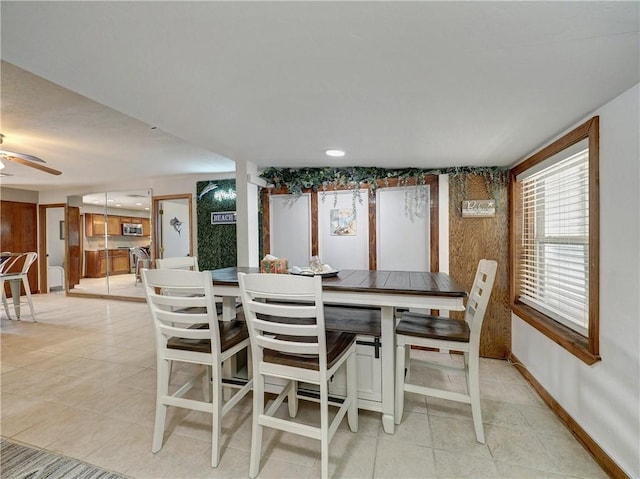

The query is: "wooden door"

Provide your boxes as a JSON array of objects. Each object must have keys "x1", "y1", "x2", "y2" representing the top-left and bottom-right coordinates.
[
  {"x1": 67, "y1": 206, "x2": 81, "y2": 287},
  {"x1": 0, "y1": 200, "x2": 38, "y2": 295}
]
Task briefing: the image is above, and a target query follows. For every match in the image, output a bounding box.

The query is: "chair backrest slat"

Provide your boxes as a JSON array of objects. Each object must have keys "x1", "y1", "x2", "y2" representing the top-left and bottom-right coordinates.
[
  {"x1": 252, "y1": 317, "x2": 319, "y2": 337},
  {"x1": 156, "y1": 256, "x2": 199, "y2": 271},
  {"x1": 464, "y1": 259, "x2": 498, "y2": 341},
  {"x1": 251, "y1": 301, "x2": 317, "y2": 318},
  {"x1": 256, "y1": 336, "x2": 320, "y2": 355},
  {"x1": 0, "y1": 252, "x2": 37, "y2": 276}
]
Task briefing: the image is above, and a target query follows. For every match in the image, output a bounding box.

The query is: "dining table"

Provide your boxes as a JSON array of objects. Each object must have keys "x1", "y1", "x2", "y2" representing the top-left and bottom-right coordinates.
[{"x1": 210, "y1": 266, "x2": 467, "y2": 434}]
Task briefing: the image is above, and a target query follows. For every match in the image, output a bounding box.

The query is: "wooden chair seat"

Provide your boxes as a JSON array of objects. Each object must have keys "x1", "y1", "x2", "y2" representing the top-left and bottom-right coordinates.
[
  {"x1": 264, "y1": 331, "x2": 356, "y2": 370},
  {"x1": 255, "y1": 303, "x2": 381, "y2": 337},
  {"x1": 167, "y1": 320, "x2": 249, "y2": 353},
  {"x1": 396, "y1": 312, "x2": 469, "y2": 342},
  {"x1": 324, "y1": 305, "x2": 381, "y2": 337}
]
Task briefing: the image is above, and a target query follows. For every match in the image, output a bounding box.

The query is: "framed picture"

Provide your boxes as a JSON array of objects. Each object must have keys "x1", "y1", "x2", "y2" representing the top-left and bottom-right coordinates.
[
  {"x1": 330, "y1": 208, "x2": 357, "y2": 236},
  {"x1": 59, "y1": 220, "x2": 65, "y2": 240}
]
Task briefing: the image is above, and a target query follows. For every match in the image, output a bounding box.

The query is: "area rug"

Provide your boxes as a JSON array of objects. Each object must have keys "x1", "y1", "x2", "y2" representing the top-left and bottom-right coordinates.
[{"x1": 0, "y1": 438, "x2": 128, "y2": 479}]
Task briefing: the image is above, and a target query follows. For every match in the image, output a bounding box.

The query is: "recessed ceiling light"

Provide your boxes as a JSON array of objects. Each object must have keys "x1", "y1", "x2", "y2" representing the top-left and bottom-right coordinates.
[
  {"x1": 136, "y1": 202, "x2": 142, "y2": 206},
  {"x1": 325, "y1": 149, "x2": 345, "y2": 157}
]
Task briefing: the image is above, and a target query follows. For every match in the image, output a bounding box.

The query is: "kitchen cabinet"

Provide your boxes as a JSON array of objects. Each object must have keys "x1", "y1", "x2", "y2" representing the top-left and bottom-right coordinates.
[
  {"x1": 141, "y1": 218, "x2": 151, "y2": 236},
  {"x1": 85, "y1": 214, "x2": 151, "y2": 237},
  {"x1": 107, "y1": 216, "x2": 121, "y2": 235},
  {"x1": 85, "y1": 213, "x2": 105, "y2": 237},
  {"x1": 85, "y1": 249, "x2": 130, "y2": 278}
]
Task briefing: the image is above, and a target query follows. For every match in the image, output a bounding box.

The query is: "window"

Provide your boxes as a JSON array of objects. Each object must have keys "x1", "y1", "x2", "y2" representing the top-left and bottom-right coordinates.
[{"x1": 510, "y1": 117, "x2": 600, "y2": 364}]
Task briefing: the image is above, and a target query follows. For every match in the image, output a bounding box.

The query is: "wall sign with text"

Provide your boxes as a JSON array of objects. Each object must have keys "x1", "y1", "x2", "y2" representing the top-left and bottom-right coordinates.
[
  {"x1": 462, "y1": 200, "x2": 496, "y2": 218},
  {"x1": 211, "y1": 211, "x2": 237, "y2": 224}
]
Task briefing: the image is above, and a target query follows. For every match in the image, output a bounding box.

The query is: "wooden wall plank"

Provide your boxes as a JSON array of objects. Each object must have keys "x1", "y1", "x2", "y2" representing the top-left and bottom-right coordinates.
[
  {"x1": 1, "y1": 200, "x2": 39, "y2": 295},
  {"x1": 449, "y1": 175, "x2": 510, "y2": 358}
]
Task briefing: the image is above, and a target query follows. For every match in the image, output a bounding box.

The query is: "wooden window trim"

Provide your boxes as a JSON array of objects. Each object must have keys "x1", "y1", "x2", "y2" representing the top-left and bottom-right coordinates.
[{"x1": 510, "y1": 116, "x2": 600, "y2": 365}]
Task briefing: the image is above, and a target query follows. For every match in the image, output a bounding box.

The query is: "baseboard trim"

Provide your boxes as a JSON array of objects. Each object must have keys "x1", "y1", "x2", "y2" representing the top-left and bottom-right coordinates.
[{"x1": 508, "y1": 352, "x2": 629, "y2": 479}]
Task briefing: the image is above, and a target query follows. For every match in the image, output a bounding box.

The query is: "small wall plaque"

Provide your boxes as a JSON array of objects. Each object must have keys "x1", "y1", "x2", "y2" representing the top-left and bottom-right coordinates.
[
  {"x1": 462, "y1": 200, "x2": 496, "y2": 218},
  {"x1": 211, "y1": 211, "x2": 237, "y2": 224}
]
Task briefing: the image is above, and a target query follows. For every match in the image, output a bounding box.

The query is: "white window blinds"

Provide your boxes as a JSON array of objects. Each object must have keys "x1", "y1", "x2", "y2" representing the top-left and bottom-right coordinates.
[{"x1": 518, "y1": 146, "x2": 589, "y2": 335}]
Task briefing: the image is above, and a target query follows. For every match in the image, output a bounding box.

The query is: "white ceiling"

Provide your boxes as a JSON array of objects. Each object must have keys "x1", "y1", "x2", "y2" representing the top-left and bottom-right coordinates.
[{"x1": 1, "y1": 1, "x2": 638, "y2": 192}]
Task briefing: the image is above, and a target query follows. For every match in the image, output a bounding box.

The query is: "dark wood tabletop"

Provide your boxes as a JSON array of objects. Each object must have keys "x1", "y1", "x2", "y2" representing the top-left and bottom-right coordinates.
[{"x1": 210, "y1": 267, "x2": 467, "y2": 299}]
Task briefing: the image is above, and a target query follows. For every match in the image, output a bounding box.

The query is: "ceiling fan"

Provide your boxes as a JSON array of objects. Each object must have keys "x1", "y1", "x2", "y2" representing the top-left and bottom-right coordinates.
[{"x1": 0, "y1": 134, "x2": 62, "y2": 176}]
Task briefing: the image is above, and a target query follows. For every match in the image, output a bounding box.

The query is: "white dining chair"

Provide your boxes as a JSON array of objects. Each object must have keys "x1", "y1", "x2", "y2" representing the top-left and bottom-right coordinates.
[
  {"x1": 238, "y1": 272, "x2": 359, "y2": 479},
  {"x1": 394, "y1": 259, "x2": 497, "y2": 443},
  {"x1": 134, "y1": 246, "x2": 151, "y2": 285},
  {"x1": 142, "y1": 268, "x2": 252, "y2": 467},
  {"x1": 0, "y1": 252, "x2": 38, "y2": 322}
]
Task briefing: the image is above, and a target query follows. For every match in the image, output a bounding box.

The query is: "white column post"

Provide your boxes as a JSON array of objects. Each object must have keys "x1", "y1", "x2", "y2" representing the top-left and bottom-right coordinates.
[{"x1": 235, "y1": 160, "x2": 264, "y2": 267}]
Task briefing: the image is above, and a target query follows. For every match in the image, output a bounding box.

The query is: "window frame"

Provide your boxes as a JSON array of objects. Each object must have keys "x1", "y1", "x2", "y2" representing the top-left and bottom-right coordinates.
[{"x1": 510, "y1": 117, "x2": 600, "y2": 364}]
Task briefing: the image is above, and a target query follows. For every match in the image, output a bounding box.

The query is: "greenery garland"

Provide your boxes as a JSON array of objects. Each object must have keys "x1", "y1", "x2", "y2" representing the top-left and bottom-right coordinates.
[{"x1": 260, "y1": 166, "x2": 510, "y2": 202}]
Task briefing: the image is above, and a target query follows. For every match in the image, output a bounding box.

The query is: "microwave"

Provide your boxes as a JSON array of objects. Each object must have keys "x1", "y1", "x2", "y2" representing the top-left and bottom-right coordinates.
[{"x1": 122, "y1": 223, "x2": 144, "y2": 236}]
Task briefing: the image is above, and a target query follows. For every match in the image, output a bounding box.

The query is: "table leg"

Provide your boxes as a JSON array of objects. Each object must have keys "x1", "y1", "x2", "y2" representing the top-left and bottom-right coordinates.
[
  {"x1": 221, "y1": 296, "x2": 237, "y2": 321},
  {"x1": 9, "y1": 279, "x2": 21, "y2": 319},
  {"x1": 381, "y1": 305, "x2": 395, "y2": 434}
]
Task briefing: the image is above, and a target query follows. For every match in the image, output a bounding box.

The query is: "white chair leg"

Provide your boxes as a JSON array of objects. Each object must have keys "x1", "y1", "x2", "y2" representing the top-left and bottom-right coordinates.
[
  {"x1": 319, "y1": 381, "x2": 330, "y2": 479},
  {"x1": 287, "y1": 379, "x2": 299, "y2": 417},
  {"x1": 347, "y1": 351, "x2": 358, "y2": 432},
  {"x1": 249, "y1": 374, "x2": 264, "y2": 479},
  {"x1": 395, "y1": 343, "x2": 406, "y2": 425},
  {"x1": 22, "y1": 276, "x2": 36, "y2": 322},
  {"x1": 203, "y1": 365, "x2": 212, "y2": 403},
  {"x1": 1, "y1": 286, "x2": 11, "y2": 319},
  {"x1": 468, "y1": 355, "x2": 485, "y2": 443},
  {"x1": 404, "y1": 344, "x2": 411, "y2": 378},
  {"x1": 9, "y1": 280, "x2": 21, "y2": 319},
  {"x1": 211, "y1": 362, "x2": 223, "y2": 467},
  {"x1": 152, "y1": 359, "x2": 170, "y2": 453}
]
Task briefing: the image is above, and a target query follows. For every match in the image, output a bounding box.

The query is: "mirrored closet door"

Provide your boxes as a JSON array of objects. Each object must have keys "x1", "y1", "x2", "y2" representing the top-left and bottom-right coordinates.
[{"x1": 66, "y1": 189, "x2": 151, "y2": 300}]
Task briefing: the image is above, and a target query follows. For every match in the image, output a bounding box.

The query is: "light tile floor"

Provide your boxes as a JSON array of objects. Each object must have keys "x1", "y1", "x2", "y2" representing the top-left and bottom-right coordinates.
[{"x1": 1, "y1": 294, "x2": 607, "y2": 478}]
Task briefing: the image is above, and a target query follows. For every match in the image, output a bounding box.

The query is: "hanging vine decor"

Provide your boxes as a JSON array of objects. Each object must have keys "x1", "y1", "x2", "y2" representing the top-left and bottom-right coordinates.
[{"x1": 260, "y1": 165, "x2": 510, "y2": 212}]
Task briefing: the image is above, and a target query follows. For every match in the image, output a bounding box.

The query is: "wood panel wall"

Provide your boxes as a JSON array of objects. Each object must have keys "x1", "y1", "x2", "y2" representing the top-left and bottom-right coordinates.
[
  {"x1": 449, "y1": 175, "x2": 510, "y2": 358},
  {"x1": 1, "y1": 200, "x2": 39, "y2": 295}
]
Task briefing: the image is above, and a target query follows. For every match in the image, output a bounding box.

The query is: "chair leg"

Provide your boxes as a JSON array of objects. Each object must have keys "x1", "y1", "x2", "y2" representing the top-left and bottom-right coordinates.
[
  {"x1": 249, "y1": 373, "x2": 264, "y2": 479},
  {"x1": 152, "y1": 358, "x2": 170, "y2": 453},
  {"x1": 22, "y1": 276, "x2": 36, "y2": 322},
  {"x1": 395, "y1": 343, "x2": 406, "y2": 425},
  {"x1": 203, "y1": 365, "x2": 212, "y2": 403},
  {"x1": 211, "y1": 362, "x2": 223, "y2": 467},
  {"x1": 9, "y1": 280, "x2": 21, "y2": 319},
  {"x1": 468, "y1": 354, "x2": 485, "y2": 443},
  {"x1": 287, "y1": 380, "x2": 298, "y2": 417},
  {"x1": 319, "y1": 380, "x2": 330, "y2": 479},
  {"x1": 347, "y1": 350, "x2": 358, "y2": 432},
  {"x1": 1, "y1": 283, "x2": 11, "y2": 319}
]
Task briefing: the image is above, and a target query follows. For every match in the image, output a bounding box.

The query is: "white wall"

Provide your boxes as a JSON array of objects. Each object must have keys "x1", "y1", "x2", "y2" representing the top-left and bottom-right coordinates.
[
  {"x1": 0, "y1": 186, "x2": 39, "y2": 203},
  {"x1": 45, "y1": 207, "x2": 65, "y2": 267},
  {"x1": 269, "y1": 193, "x2": 311, "y2": 268},
  {"x1": 318, "y1": 189, "x2": 369, "y2": 270},
  {"x1": 376, "y1": 186, "x2": 430, "y2": 271},
  {"x1": 160, "y1": 199, "x2": 190, "y2": 258},
  {"x1": 511, "y1": 84, "x2": 640, "y2": 477}
]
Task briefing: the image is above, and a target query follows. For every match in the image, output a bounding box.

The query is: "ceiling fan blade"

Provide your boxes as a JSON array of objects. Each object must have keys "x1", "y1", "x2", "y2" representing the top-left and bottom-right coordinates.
[
  {"x1": 3, "y1": 155, "x2": 62, "y2": 175},
  {"x1": 0, "y1": 149, "x2": 46, "y2": 163}
]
